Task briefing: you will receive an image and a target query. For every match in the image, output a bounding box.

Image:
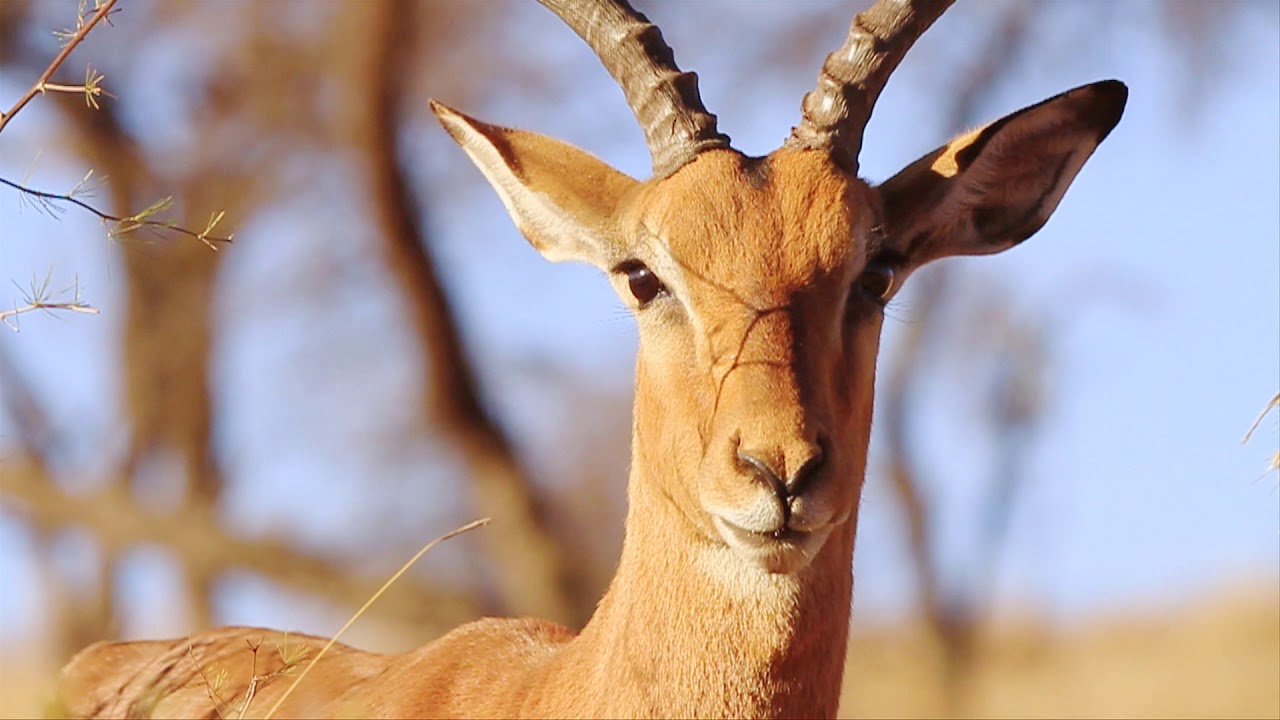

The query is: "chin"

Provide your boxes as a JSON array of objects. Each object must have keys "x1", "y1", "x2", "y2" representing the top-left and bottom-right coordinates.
[{"x1": 712, "y1": 516, "x2": 834, "y2": 575}]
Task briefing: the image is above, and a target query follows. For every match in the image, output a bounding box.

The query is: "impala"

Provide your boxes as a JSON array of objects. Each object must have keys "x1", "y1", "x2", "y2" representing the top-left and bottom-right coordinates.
[{"x1": 58, "y1": 0, "x2": 1125, "y2": 717}]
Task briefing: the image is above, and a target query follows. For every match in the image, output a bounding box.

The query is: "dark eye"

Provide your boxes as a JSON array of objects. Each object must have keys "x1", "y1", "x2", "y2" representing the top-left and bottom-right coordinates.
[
  {"x1": 619, "y1": 261, "x2": 666, "y2": 306},
  {"x1": 855, "y1": 261, "x2": 896, "y2": 303}
]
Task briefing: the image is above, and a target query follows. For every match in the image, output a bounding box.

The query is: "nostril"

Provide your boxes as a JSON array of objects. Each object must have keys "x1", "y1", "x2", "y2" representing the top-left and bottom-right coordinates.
[
  {"x1": 786, "y1": 439, "x2": 827, "y2": 495},
  {"x1": 736, "y1": 435, "x2": 829, "y2": 499},
  {"x1": 735, "y1": 449, "x2": 786, "y2": 499}
]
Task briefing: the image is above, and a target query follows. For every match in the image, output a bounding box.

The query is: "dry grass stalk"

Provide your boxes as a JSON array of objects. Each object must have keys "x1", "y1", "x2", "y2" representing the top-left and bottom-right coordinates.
[
  {"x1": 261, "y1": 518, "x2": 490, "y2": 719},
  {"x1": 1242, "y1": 392, "x2": 1280, "y2": 474}
]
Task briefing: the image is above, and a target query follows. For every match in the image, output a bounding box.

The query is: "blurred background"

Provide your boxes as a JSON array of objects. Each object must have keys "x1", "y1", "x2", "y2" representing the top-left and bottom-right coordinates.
[{"x1": 1, "y1": 1, "x2": 1277, "y2": 717}]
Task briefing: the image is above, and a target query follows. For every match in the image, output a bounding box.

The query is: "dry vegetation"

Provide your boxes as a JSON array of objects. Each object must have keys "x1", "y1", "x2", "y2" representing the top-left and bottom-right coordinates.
[
  {"x1": 1, "y1": 584, "x2": 1274, "y2": 719},
  {"x1": 840, "y1": 584, "x2": 1280, "y2": 719}
]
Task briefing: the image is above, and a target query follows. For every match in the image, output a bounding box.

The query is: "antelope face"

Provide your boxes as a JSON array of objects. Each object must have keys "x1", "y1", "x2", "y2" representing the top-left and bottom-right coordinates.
[
  {"x1": 621, "y1": 149, "x2": 887, "y2": 573},
  {"x1": 432, "y1": 0, "x2": 1125, "y2": 576}
]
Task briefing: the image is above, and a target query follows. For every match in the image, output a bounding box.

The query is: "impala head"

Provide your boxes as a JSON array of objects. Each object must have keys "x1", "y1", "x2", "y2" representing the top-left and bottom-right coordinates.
[{"x1": 433, "y1": 0, "x2": 1125, "y2": 575}]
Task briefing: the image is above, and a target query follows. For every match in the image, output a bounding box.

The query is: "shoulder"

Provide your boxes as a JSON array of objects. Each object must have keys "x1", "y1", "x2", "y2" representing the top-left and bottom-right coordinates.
[
  {"x1": 415, "y1": 616, "x2": 575, "y2": 663},
  {"x1": 362, "y1": 617, "x2": 575, "y2": 717}
]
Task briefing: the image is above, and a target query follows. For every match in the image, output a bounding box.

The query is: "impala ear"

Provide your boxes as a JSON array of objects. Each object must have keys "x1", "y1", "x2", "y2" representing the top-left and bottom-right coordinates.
[
  {"x1": 431, "y1": 100, "x2": 640, "y2": 268},
  {"x1": 877, "y1": 80, "x2": 1126, "y2": 266}
]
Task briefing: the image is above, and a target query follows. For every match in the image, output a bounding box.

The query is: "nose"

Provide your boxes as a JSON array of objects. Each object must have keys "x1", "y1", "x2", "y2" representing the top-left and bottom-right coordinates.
[{"x1": 736, "y1": 436, "x2": 826, "y2": 499}]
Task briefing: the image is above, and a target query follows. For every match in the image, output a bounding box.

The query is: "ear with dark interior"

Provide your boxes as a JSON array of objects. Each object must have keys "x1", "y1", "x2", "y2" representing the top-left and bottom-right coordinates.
[
  {"x1": 877, "y1": 80, "x2": 1127, "y2": 266},
  {"x1": 431, "y1": 100, "x2": 639, "y2": 268}
]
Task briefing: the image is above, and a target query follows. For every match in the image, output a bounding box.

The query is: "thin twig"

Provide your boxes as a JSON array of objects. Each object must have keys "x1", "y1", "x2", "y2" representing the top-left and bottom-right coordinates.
[
  {"x1": 1242, "y1": 392, "x2": 1280, "y2": 475},
  {"x1": 1, "y1": 270, "x2": 98, "y2": 330},
  {"x1": 41, "y1": 66, "x2": 110, "y2": 109},
  {"x1": 187, "y1": 641, "x2": 229, "y2": 720},
  {"x1": 233, "y1": 638, "x2": 266, "y2": 720},
  {"x1": 0, "y1": 176, "x2": 234, "y2": 247},
  {"x1": 0, "y1": 300, "x2": 98, "y2": 330},
  {"x1": 231, "y1": 636, "x2": 309, "y2": 719},
  {"x1": 262, "y1": 518, "x2": 491, "y2": 720},
  {"x1": 0, "y1": 0, "x2": 119, "y2": 134},
  {"x1": 1242, "y1": 392, "x2": 1280, "y2": 444}
]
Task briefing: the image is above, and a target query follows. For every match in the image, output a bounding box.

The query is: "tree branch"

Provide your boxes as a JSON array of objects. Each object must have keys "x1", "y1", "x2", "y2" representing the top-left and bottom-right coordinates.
[
  {"x1": 882, "y1": 269, "x2": 952, "y2": 625},
  {"x1": 877, "y1": 6, "x2": 1046, "y2": 712},
  {"x1": 355, "y1": 0, "x2": 577, "y2": 624},
  {"x1": 0, "y1": 176, "x2": 234, "y2": 247},
  {"x1": 0, "y1": 455, "x2": 477, "y2": 635},
  {"x1": 2, "y1": 267, "x2": 95, "y2": 333},
  {"x1": 0, "y1": 0, "x2": 118, "y2": 133}
]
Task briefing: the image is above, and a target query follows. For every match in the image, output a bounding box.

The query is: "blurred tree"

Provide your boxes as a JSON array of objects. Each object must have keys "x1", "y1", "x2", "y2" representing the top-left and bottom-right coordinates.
[
  {"x1": 346, "y1": 0, "x2": 579, "y2": 622},
  {"x1": 0, "y1": 0, "x2": 580, "y2": 660}
]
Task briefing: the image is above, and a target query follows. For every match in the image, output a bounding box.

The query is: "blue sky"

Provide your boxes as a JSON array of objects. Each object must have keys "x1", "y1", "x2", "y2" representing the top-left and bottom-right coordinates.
[{"x1": 1, "y1": 1, "x2": 1277, "y2": 647}]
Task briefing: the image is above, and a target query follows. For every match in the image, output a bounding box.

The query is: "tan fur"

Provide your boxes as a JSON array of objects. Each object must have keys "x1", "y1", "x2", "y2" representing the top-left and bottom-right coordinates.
[{"x1": 58, "y1": 14, "x2": 1126, "y2": 720}]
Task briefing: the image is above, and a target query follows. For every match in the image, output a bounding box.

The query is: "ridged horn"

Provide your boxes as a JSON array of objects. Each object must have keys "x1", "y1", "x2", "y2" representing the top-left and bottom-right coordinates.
[
  {"x1": 537, "y1": 0, "x2": 731, "y2": 178},
  {"x1": 786, "y1": 0, "x2": 954, "y2": 173}
]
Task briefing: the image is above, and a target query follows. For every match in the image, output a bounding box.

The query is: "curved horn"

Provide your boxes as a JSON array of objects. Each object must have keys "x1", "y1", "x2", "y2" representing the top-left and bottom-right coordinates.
[
  {"x1": 537, "y1": 0, "x2": 730, "y2": 178},
  {"x1": 786, "y1": 0, "x2": 954, "y2": 173}
]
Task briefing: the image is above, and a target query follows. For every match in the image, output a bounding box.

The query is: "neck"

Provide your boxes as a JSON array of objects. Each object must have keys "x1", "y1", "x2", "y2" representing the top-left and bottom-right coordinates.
[{"x1": 549, "y1": 467, "x2": 857, "y2": 719}]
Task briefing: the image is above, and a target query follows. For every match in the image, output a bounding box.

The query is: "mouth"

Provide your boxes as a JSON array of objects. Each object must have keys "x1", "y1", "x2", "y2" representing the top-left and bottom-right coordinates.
[{"x1": 711, "y1": 514, "x2": 834, "y2": 574}]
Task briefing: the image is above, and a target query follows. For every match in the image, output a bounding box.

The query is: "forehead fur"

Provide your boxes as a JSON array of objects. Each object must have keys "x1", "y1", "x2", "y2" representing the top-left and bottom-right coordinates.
[{"x1": 632, "y1": 149, "x2": 878, "y2": 307}]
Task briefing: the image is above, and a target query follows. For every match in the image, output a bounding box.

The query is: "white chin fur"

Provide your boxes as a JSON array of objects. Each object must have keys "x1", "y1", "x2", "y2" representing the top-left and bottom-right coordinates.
[{"x1": 711, "y1": 515, "x2": 833, "y2": 575}]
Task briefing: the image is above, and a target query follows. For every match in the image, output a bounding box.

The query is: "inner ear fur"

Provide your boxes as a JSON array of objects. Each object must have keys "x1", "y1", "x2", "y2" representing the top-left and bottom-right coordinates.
[
  {"x1": 877, "y1": 79, "x2": 1127, "y2": 266},
  {"x1": 431, "y1": 100, "x2": 640, "y2": 267}
]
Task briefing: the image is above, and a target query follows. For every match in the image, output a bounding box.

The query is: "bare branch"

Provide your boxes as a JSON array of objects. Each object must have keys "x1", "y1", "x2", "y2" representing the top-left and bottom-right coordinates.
[
  {"x1": 0, "y1": 299, "x2": 98, "y2": 329},
  {"x1": 0, "y1": 0, "x2": 119, "y2": 134},
  {"x1": 0, "y1": 176, "x2": 235, "y2": 247},
  {"x1": 1, "y1": 271, "x2": 98, "y2": 330},
  {"x1": 0, "y1": 455, "x2": 479, "y2": 634},
  {"x1": 34, "y1": 64, "x2": 109, "y2": 109}
]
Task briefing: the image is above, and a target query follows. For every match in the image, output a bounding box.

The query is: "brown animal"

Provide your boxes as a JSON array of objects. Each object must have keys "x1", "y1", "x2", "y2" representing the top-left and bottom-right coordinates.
[{"x1": 57, "y1": 0, "x2": 1126, "y2": 717}]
